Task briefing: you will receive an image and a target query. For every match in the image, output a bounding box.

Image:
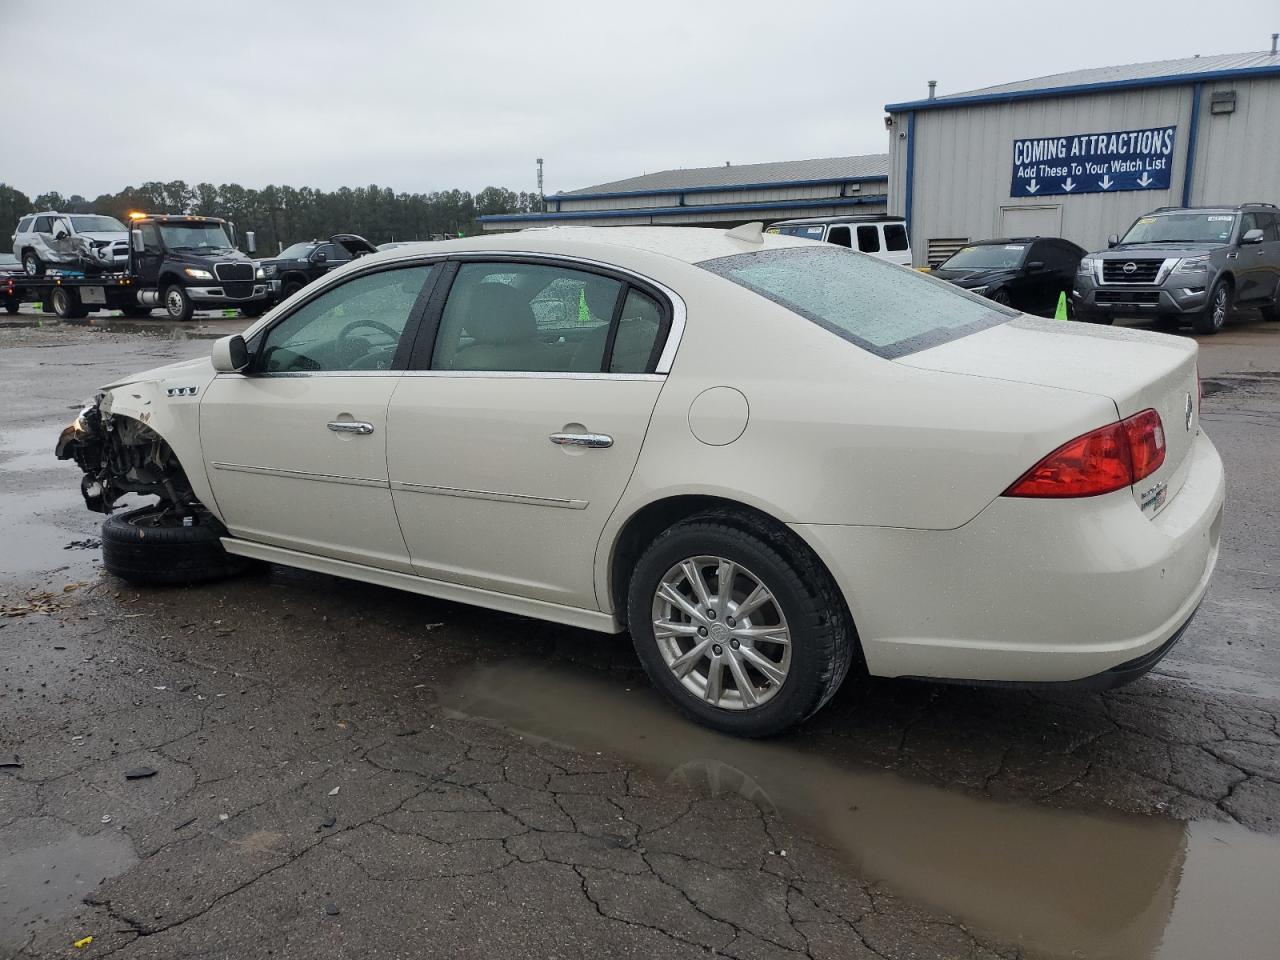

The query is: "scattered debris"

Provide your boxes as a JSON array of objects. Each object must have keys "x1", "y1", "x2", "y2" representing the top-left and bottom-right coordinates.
[
  {"x1": 2, "y1": 589, "x2": 71, "y2": 617},
  {"x1": 124, "y1": 766, "x2": 158, "y2": 780},
  {"x1": 318, "y1": 816, "x2": 337, "y2": 831},
  {"x1": 174, "y1": 817, "x2": 198, "y2": 831},
  {"x1": 64, "y1": 538, "x2": 102, "y2": 551},
  {"x1": 101, "y1": 815, "x2": 112, "y2": 824},
  {"x1": 0, "y1": 756, "x2": 21, "y2": 769},
  {"x1": 324, "y1": 903, "x2": 340, "y2": 916},
  {"x1": 73, "y1": 935, "x2": 93, "y2": 949},
  {"x1": 327, "y1": 786, "x2": 340, "y2": 796},
  {"x1": 219, "y1": 813, "x2": 229, "y2": 821}
]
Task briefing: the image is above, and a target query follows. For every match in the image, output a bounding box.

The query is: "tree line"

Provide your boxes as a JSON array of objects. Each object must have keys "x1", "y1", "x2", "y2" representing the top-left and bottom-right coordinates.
[{"x1": 0, "y1": 180, "x2": 540, "y2": 252}]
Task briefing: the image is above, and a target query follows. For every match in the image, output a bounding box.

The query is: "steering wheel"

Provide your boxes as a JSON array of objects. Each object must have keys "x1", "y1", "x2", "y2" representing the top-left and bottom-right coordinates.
[{"x1": 337, "y1": 318, "x2": 399, "y2": 341}]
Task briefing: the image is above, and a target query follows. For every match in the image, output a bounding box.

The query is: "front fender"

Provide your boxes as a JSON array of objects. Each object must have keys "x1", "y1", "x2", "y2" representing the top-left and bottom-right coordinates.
[{"x1": 98, "y1": 358, "x2": 222, "y2": 521}]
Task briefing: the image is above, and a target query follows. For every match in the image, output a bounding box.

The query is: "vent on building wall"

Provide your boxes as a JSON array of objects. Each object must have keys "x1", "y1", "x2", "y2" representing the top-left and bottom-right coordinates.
[{"x1": 927, "y1": 237, "x2": 969, "y2": 267}]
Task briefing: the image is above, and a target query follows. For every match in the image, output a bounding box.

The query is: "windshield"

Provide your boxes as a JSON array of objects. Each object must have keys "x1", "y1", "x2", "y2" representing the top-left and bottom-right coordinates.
[
  {"x1": 700, "y1": 246, "x2": 1014, "y2": 359},
  {"x1": 1121, "y1": 213, "x2": 1237, "y2": 244},
  {"x1": 70, "y1": 215, "x2": 126, "y2": 233},
  {"x1": 278, "y1": 242, "x2": 317, "y2": 259},
  {"x1": 159, "y1": 222, "x2": 233, "y2": 251},
  {"x1": 940, "y1": 244, "x2": 1027, "y2": 271}
]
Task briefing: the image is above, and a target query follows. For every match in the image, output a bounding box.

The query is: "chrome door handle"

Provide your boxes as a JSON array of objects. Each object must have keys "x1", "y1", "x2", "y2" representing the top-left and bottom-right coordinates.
[
  {"x1": 328, "y1": 420, "x2": 375, "y2": 435},
  {"x1": 549, "y1": 432, "x2": 613, "y2": 449}
]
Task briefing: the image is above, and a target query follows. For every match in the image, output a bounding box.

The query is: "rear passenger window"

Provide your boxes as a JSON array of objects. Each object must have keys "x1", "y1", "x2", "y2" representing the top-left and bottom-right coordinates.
[
  {"x1": 884, "y1": 224, "x2": 909, "y2": 251},
  {"x1": 17, "y1": 217, "x2": 33, "y2": 233},
  {"x1": 856, "y1": 225, "x2": 881, "y2": 253},
  {"x1": 610, "y1": 289, "x2": 664, "y2": 373},
  {"x1": 827, "y1": 226, "x2": 852, "y2": 248}
]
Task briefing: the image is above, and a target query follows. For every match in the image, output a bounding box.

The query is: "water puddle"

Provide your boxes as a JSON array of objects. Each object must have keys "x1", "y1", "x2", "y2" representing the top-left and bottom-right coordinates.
[
  {"x1": 0, "y1": 487, "x2": 104, "y2": 580},
  {"x1": 0, "y1": 827, "x2": 138, "y2": 950},
  {"x1": 440, "y1": 660, "x2": 1280, "y2": 960}
]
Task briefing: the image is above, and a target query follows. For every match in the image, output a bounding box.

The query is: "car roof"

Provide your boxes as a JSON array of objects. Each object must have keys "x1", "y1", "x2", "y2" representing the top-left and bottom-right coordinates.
[
  {"x1": 1146, "y1": 203, "x2": 1278, "y2": 214},
  {"x1": 359, "y1": 226, "x2": 817, "y2": 268},
  {"x1": 770, "y1": 215, "x2": 906, "y2": 226}
]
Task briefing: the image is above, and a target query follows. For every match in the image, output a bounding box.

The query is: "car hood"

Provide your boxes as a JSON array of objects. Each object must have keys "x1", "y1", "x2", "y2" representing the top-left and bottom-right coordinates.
[
  {"x1": 101, "y1": 355, "x2": 218, "y2": 392},
  {"x1": 1097, "y1": 243, "x2": 1220, "y2": 260},
  {"x1": 330, "y1": 233, "x2": 377, "y2": 256},
  {"x1": 932, "y1": 267, "x2": 1018, "y2": 286}
]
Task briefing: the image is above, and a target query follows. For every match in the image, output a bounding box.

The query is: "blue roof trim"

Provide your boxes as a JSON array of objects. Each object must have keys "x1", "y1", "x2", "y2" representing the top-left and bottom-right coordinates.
[
  {"x1": 547, "y1": 175, "x2": 887, "y2": 203},
  {"x1": 885, "y1": 63, "x2": 1280, "y2": 112},
  {"x1": 479, "y1": 194, "x2": 888, "y2": 224}
]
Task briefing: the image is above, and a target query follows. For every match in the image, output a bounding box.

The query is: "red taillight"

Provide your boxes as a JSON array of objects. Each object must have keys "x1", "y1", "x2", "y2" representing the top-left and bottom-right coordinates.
[{"x1": 1004, "y1": 409, "x2": 1166, "y2": 498}]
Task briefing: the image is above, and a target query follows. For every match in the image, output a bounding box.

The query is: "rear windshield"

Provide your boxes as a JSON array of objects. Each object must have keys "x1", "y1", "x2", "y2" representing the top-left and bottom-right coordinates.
[{"x1": 700, "y1": 246, "x2": 1014, "y2": 359}]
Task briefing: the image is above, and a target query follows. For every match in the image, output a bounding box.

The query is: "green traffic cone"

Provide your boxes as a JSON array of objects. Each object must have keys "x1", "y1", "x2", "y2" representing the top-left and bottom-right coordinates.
[{"x1": 1054, "y1": 291, "x2": 1069, "y2": 321}]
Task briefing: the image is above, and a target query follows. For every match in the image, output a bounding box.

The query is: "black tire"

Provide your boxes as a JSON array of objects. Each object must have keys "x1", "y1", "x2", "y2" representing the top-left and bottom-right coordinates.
[
  {"x1": 1193, "y1": 279, "x2": 1231, "y2": 335},
  {"x1": 1262, "y1": 290, "x2": 1280, "y2": 322},
  {"x1": 626, "y1": 515, "x2": 855, "y2": 738},
  {"x1": 3, "y1": 299, "x2": 18, "y2": 314},
  {"x1": 101, "y1": 506, "x2": 251, "y2": 586},
  {"x1": 120, "y1": 305, "x2": 153, "y2": 318},
  {"x1": 49, "y1": 285, "x2": 86, "y2": 320},
  {"x1": 163, "y1": 283, "x2": 194, "y2": 322},
  {"x1": 987, "y1": 288, "x2": 1012, "y2": 307},
  {"x1": 240, "y1": 302, "x2": 269, "y2": 318},
  {"x1": 22, "y1": 250, "x2": 44, "y2": 277},
  {"x1": 281, "y1": 280, "x2": 305, "y2": 300}
]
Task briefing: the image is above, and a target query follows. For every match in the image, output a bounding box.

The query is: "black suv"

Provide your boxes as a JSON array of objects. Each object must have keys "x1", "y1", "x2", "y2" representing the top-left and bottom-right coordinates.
[
  {"x1": 932, "y1": 237, "x2": 1085, "y2": 316},
  {"x1": 1073, "y1": 203, "x2": 1280, "y2": 334},
  {"x1": 257, "y1": 234, "x2": 376, "y2": 302}
]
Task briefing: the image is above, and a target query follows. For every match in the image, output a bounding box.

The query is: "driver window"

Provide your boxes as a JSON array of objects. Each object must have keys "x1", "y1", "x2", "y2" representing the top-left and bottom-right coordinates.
[{"x1": 258, "y1": 265, "x2": 433, "y2": 373}]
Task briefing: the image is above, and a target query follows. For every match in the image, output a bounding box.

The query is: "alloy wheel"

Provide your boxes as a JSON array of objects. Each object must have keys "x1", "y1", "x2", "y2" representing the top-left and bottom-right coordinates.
[
  {"x1": 1212, "y1": 286, "x2": 1228, "y2": 329},
  {"x1": 651, "y1": 555, "x2": 792, "y2": 710}
]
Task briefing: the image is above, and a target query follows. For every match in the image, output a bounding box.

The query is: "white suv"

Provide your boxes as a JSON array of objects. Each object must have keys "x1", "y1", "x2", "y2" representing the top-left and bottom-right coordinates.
[
  {"x1": 766, "y1": 215, "x2": 913, "y2": 266},
  {"x1": 12, "y1": 212, "x2": 130, "y2": 276}
]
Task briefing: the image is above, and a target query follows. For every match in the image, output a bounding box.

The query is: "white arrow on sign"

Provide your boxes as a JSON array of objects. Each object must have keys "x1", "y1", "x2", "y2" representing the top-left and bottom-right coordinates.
[
  {"x1": 1098, "y1": 175, "x2": 1114, "y2": 190},
  {"x1": 1137, "y1": 171, "x2": 1153, "y2": 187},
  {"x1": 1026, "y1": 178, "x2": 1040, "y2": 194},
  {"x1": 1062, "y1": 177, "x2": 1076, "y2": 192}
]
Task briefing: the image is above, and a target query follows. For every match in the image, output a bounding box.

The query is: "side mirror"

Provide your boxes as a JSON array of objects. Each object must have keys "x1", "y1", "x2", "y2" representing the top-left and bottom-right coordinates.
[
  {"x1": 1107, "y1": 234, "x2": 1120, "y2": 248},
  {"x1": 211, "y1": 334, "x2": 249, "y2": 373},
  {"x1": 1242, "y1": 228, "x2": 1265, "y2": 245},
  {"x1": 246, "y1": 231, "x2": 256, "y2": 255},
  {"x1": 1026, "y1": 260, "x2": 1046, "y2": 273},
  {"x1": 131, "y1": 229, "x2": 145, "y2": 253},
  {"x1": 313, "y1": 250, "x2": 327, "y2": 263}
]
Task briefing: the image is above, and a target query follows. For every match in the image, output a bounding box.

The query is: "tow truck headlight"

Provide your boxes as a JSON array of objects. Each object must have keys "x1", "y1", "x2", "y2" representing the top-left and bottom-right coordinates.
[
  {"x1": 183, "y1": 267, "x2": 213, "y2": 280},
  {"x1": 1173, "y1": 256, "x2": 1210, "y2": 275}
]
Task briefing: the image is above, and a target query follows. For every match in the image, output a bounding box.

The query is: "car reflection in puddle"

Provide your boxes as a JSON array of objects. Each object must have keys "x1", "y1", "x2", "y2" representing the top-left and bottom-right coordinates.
[{"x1": 440, "y1": 660, "x2": 1280, "y2": 960}]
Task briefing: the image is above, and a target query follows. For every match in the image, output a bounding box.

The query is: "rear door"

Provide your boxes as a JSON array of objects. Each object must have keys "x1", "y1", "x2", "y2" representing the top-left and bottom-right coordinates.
[{"x1": 386, "y1": 257, "x2": 674, "y2": 609}]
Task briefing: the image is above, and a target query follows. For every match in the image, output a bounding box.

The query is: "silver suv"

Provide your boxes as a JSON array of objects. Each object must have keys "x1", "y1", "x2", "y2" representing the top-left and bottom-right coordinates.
[
  {"x1": 1072, "y1": 203, "x2": 1280, "y2": 334},
  {"x1": 12, "y1": 212, "x2": 130, "y2": 276}
]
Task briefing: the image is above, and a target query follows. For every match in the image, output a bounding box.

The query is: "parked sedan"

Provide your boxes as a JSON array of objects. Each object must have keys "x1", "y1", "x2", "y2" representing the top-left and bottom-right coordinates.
[
  {"x1": 933, "y1": 237, "x2": 1085, "y2": 316},
  {"x1": 55, "y1": 226, "x2": 1223, "y2": 736}
]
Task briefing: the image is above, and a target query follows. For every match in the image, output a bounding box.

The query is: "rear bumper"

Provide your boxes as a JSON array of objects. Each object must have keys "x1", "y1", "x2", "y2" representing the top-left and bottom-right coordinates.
[{"x1": 794, "y1": 431, "x2": 1225, "y2": 683}]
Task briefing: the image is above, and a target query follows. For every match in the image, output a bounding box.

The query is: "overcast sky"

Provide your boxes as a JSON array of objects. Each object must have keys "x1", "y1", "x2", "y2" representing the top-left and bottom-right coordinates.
[{"x1": 2, "y1": 1, "x2": 1276, "y2": 199}]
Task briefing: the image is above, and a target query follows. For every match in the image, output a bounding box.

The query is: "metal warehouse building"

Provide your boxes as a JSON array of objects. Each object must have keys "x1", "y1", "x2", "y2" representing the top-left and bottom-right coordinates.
[
  {"x1": 886, "y1": 48, "x2": 1280, "y2": 266},
  {"x1": 479, "y1": 155, "x2": 887, "y2": 231}
]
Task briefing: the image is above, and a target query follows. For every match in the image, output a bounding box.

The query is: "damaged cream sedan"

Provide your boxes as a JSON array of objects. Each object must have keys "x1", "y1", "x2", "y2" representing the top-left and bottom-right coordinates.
[{"x1": 56, "y1": 226, "x2": 1225, "y2": 736}]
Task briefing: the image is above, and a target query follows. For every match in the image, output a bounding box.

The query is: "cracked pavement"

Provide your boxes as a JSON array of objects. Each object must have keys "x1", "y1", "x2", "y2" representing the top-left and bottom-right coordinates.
[{"x1": 2, "y1": 313, "x2": 1279, "y2": 959}]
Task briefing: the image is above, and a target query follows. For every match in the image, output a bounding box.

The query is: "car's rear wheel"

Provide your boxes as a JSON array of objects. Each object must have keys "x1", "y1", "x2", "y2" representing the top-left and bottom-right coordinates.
[
  {"x1": 164, "y1": 284, "x2": 194, "y2": 322},
  {"x1": 627, "y1": 517, "x2": 854, "y2": 737},
  {"x1": 1193, "y1": 279, "x2": 1231, "y2": 335},
  {"x1": 101, "y1": 505, "x2": 252, "y2": 586},
  {"x1": 22, "y1": 250, "x2": 44, "y2": 277}
]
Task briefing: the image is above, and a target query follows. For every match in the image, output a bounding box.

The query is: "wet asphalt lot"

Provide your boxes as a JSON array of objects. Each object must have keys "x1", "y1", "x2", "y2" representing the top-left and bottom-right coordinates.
[{"x1": 1, "y1": 309, "x2": 1279, "y2": 960}]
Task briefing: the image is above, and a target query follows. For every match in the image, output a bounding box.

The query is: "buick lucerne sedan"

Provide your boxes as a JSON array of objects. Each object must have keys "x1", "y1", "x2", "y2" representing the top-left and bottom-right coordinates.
[{"x1": 55, "y1": 226, "x2": 1225, "y2": 736}]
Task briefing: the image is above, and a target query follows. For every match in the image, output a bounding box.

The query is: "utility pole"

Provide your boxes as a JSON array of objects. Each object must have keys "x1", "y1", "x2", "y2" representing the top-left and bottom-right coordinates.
[{"x1": 536, "y1": 158, "x2": 545, "y2": 212}]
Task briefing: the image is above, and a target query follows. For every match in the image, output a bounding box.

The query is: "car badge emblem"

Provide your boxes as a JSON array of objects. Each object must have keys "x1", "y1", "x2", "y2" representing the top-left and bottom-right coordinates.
[
  {"x1": 1123, "y1": 261, "x2": 1137, "y2": 274},
  {"x1": 1184, "y1": 393, "x2": 1194, "y2": 431}
]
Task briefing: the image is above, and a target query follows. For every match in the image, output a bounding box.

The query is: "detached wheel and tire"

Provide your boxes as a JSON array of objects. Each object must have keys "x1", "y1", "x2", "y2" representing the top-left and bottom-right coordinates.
[
  {"x1": 627, "y1": 516, "x2": 855, "y2": 738},
  {"x1": 1193, "y1": 279, "x2": 1232, "y2": 335},
  {"x1": 163, "y1": 284, "x2": 194, "y2": 322},
  {"x1": 101, "y1": 506, "x2": 251, "y2": 586},
  {"x1": 22, "y1": 251, "x2": 44, "y2": 277}
]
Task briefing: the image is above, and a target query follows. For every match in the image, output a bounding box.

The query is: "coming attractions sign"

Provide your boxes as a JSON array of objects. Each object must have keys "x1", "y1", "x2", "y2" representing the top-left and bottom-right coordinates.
[{"x1": 1010, "y1": 125, "x2": 1177, "y2": 197}]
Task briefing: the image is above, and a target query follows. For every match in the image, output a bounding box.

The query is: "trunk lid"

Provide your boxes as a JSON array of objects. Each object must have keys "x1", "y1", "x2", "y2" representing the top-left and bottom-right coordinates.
[{"x1": 898, "y1": 316, "x2": 1200, "y2": 516}]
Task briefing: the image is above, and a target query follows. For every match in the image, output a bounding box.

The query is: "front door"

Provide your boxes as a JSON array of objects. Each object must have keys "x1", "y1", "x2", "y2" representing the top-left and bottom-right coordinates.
[
  {"x1": 199, "y1": 262, "x2": 437, "y2": 571},
  {"x1": 387, "y1": 258, "x2": 672, "y2": 609}
]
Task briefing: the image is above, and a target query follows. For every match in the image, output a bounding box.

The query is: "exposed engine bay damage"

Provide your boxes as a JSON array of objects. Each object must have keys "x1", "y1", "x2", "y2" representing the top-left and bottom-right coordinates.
[{"x1": 55, "y1": 395, "x2": 200, "y2": 516}]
